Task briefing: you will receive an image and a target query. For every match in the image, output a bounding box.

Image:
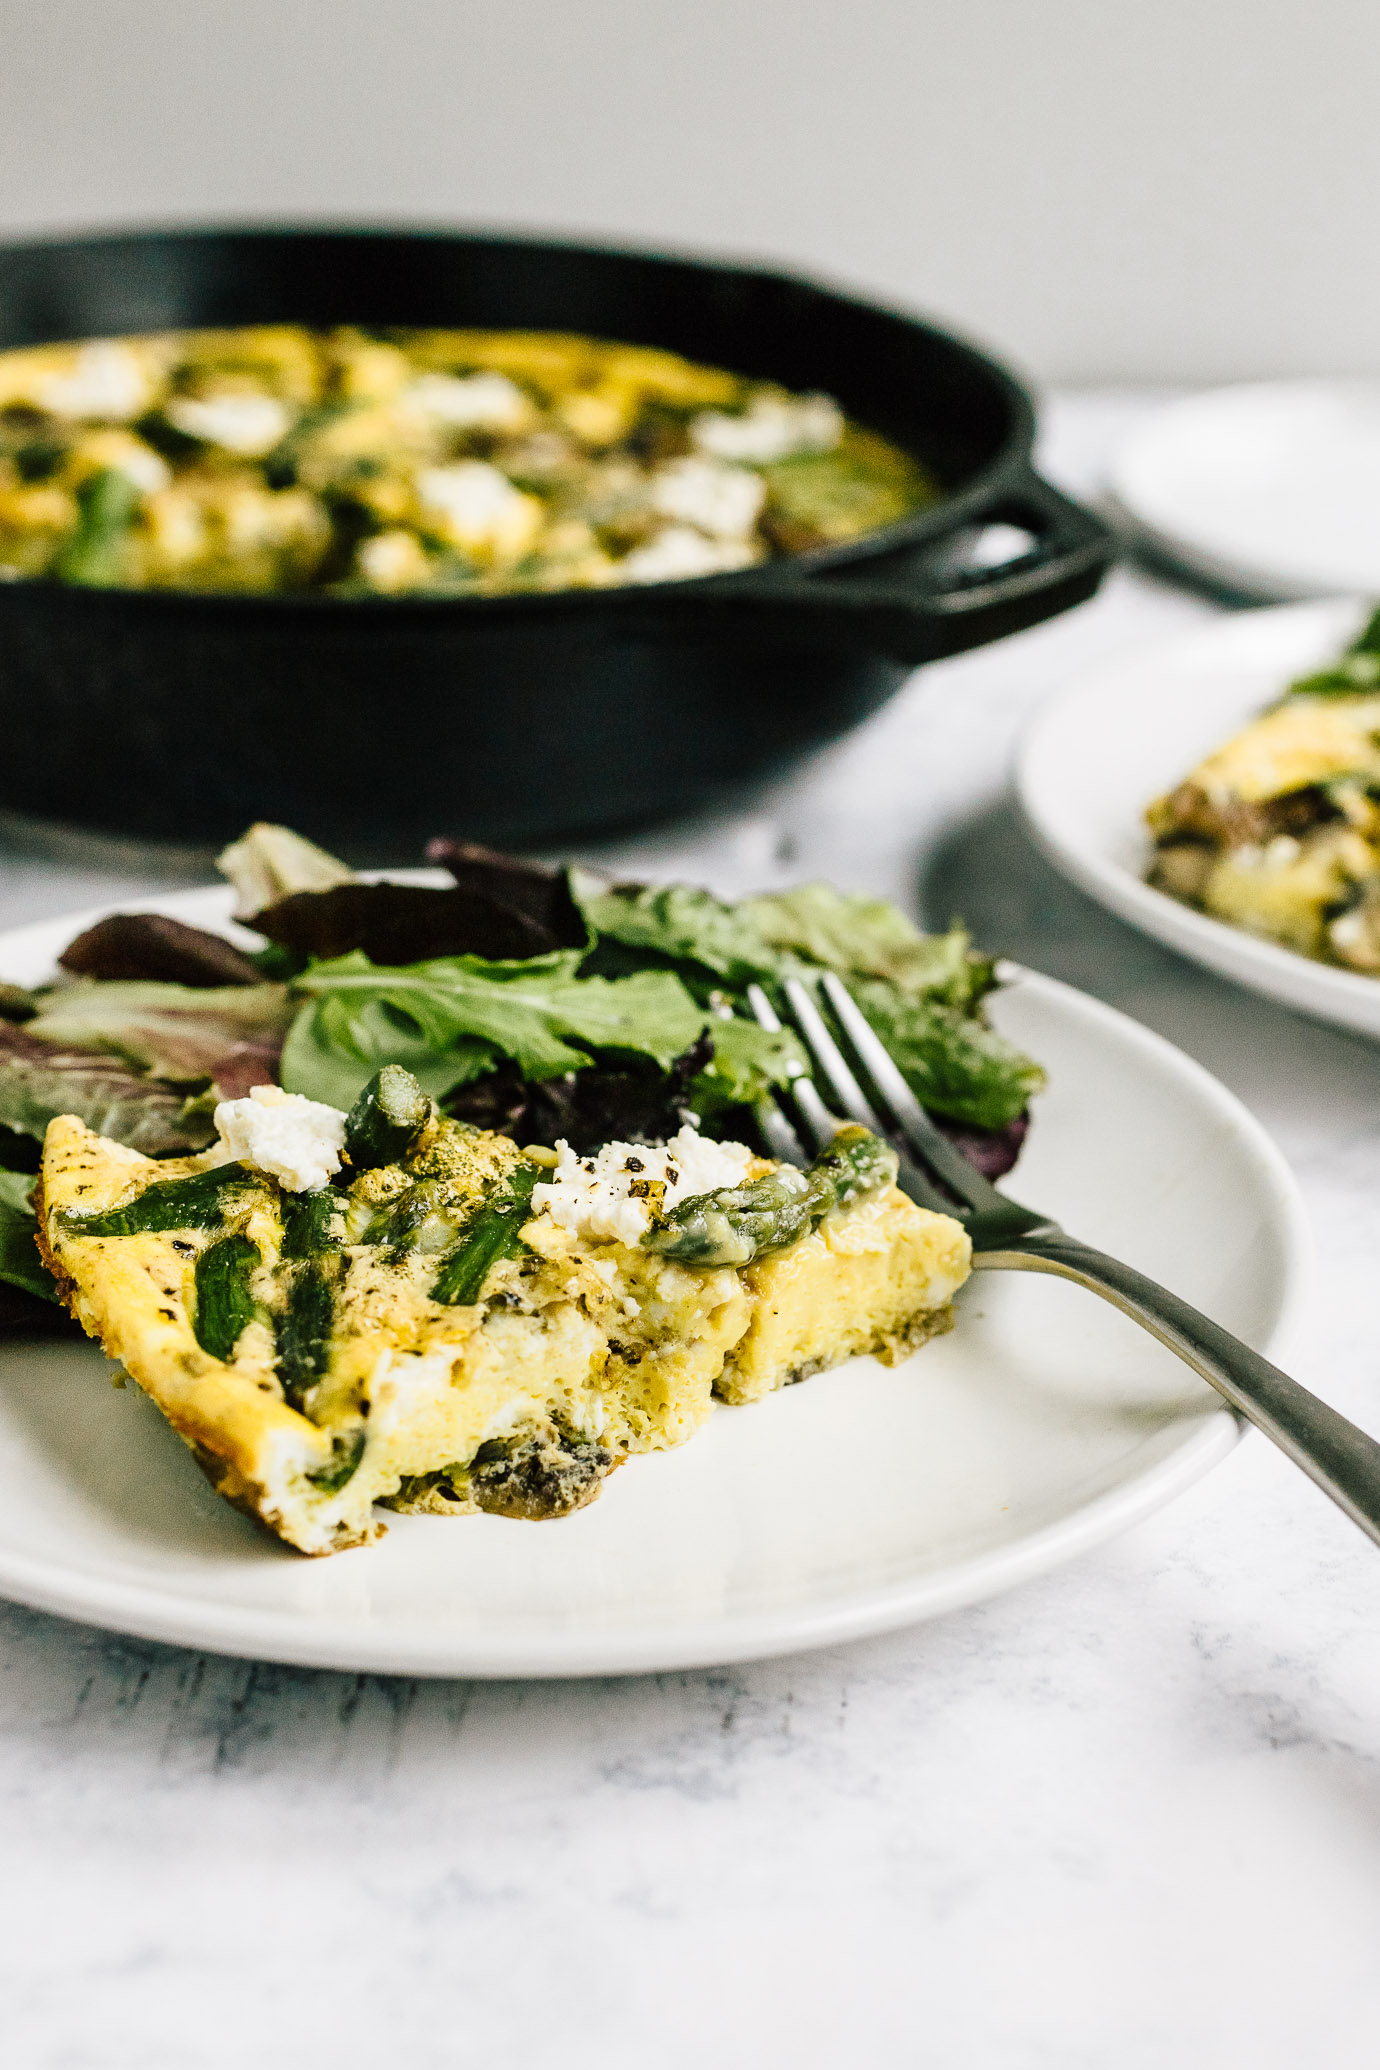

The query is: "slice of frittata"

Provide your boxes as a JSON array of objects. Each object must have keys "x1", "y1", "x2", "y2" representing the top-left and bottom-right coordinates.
[
  {"x1": 1146, "y1": 692, "x2": 1380, "y2": 967},
  {"x1": 36, "y1": 1067, "x2": 971, "y2": 1555}
]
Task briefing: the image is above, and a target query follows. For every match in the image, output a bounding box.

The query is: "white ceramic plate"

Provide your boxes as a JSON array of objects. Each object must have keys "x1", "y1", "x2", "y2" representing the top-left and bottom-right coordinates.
[
  {"x1": 1017, "y1": 598, "x2": 1380, "y2": 1039},
  {"x1": 0, "y1": 888, "x2": 1306, "y2": 1677},
  {"x1": 1111, "y1": 382, "x2": 1380, "y2": 600}
]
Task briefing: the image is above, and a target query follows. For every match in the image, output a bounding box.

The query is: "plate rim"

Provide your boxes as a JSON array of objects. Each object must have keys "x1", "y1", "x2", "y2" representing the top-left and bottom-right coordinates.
[
  {"x1": 0, "y1": 895, "x2": 1310, "y2": 1677},
  {"x1": 1109, "y1": 379, "x2": 1380, "y2": 601},
  {"x1": 1016, "y1": 597, "x2": 1380, "y2": 1039}
]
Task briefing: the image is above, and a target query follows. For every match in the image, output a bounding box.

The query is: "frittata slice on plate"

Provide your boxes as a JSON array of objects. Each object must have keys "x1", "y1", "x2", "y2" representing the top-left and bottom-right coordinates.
[
  {"x1": 1146, "y1": 692, "x2": 1380, "y2": 968},
  {"x1": 37, "y1": 1068, "x2": 971, "y2": 1555}
]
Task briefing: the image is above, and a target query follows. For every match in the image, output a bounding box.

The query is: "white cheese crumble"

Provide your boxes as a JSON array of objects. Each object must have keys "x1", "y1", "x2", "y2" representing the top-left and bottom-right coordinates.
[
  {"x1": 618, "y1": 525, "x2": 759, "y2": 584},
  {"x1": 212, "y1": 1084, "x2": 346, "y2": 1193},
  {"x1": 405, "y1": 370, "x2": 531, "y2": 431},
  {"x1": 415, "y1": 460, "x2": 542, "y2": 560},
  {"x1": 355, "y1": 528, "x2": 432, "y2": 591},
  {"x1": 650, "y1": 455, "x2": 765, "y2": 540},
  {"x1": 37, "y1": 343, "x2": 155, "y2": 422},
  {"x1": 531, "y1": 1125, "x2": 755, "y2": 1247},
  {"x1": 1230, "y1": 836, "x2": 1301, "y2": 873},
  {"x1": 109, "y1": 446, "x2": 172, "y2": 496},
  {"x1": 70, "y1": 429, "x2": 172, "y2": 498},
  {"x1": 164, "y1": 392, "x2": 293, "y2": 457},
  {"x1": 691, "y1": 392, "x2": 843, "y2": 464}
]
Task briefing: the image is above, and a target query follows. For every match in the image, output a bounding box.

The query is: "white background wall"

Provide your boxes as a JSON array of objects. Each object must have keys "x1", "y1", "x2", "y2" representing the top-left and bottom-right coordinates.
[{"x1": 0, "y1": 0, "x2": 1375, "y2": 385}]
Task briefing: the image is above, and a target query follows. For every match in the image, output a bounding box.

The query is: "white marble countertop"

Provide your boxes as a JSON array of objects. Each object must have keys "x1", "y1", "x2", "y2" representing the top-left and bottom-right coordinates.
[{"x1": 2, "y1": 394, "x2": 1379, "y2": 2069}]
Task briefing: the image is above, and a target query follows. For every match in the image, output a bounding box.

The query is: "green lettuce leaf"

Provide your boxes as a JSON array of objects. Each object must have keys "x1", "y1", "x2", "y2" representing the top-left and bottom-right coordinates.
[
  {"x1": 848, "y1": 977, "x2": 1045, "y2": 1129},
  {"x1": 569, "y1": 873, "x2": 781, "y2": 987},
  {"x1": 281, "y1": 997, "x2": 498, "y2": 1112},
  {"x1": 741, "y1": 883, "x2": 994, "y2": 1006},
  {"x1": 0, "y1": 1187, "x2": 57, "y2": 1303},
  {"x1": 0, "y1": 1171, "x2": 35, "y2": 1216},
  {"x1": 1285, "y1": 606, "x2": 1380, "y2": 700},
  {"x1": 571, "y1": 868, "x2": 1033, "y2": 1127},
  {"x1": 688, "y1": 1017, "x2": 807, "y2": 1114},
  {"x1": 572, "y1": 870, "x2": 994, "y2": 1008},
  {"x1": 285, "y1": 949, "x2": 711, "y2": 1103}
]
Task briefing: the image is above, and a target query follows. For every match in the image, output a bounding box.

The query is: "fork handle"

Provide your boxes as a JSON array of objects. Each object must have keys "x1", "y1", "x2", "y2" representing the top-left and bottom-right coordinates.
[{"x1": 974, "y1": 1238, "x2": 1380, "y2": 1546}]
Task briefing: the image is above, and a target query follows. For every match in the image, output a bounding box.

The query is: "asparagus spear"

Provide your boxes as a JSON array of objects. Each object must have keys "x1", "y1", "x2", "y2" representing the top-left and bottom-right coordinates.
[
  {"x1": 307, "y1": 1425, "x2": 366, "y2": 1493},
  {"x1": 344, "y1": 1064, "x2": 433, "y2": 1171},
  {"x1": 192, "y1": 1233, "x2": 262, "y2": 1361},
  {"x1": 63, "y1": 1162, "x2": 262, "y2": 1238},
  {"x1": 643, "y1": 1125, "x2": 898, "y2": 1268},
  {"x1": 56, "y1": 467, "x2": 142, "y2": 587},
  {"x1": 430, "y1": 1162, "x2": 539, "y2": 1306},
  {"x1": 275, "y1": 1265, "x2": 335, "y2": 1409},
  {"x1": 280, "y1": 1186, "x2": 343, "y2": 1259}
]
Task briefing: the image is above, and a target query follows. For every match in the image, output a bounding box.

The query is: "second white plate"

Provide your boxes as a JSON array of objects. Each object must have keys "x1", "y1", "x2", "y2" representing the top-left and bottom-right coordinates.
[
  {"x1": 1111, "y1": 382, "x2": 1380, "y2": 599},
  {"x1": 1017, "y1": 598, "x2": 1380, "y2": 1037}
]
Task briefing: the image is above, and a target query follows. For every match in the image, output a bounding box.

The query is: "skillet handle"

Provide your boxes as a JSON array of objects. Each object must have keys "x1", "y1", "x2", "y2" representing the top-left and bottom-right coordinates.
[{"x1": 705, "y1": 465, "x2": 1114, "y2": 665}]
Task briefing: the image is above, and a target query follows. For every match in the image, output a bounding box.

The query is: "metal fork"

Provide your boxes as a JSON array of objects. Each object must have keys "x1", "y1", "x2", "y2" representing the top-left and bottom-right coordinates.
[{"x1": 748, "y1": 973, "x2": 1380, "y2": 1548}]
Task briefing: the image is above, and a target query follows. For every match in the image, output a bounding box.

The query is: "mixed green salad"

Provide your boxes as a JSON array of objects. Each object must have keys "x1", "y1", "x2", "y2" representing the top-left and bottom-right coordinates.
[{"x1": 0, "y1": 825, "x2": 1043, "y2": 1330}]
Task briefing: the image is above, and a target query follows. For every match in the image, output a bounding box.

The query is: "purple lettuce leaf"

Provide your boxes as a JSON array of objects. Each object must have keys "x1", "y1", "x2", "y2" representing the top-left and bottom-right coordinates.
[
  {"x1": 252, "y1": 882, "x2": 579, "y2": 966},
  {"x1": 22, "y1": 981, "x2": 291, "y2": 1084},
  {"x1": 0, "y1": 1022, "x2": 218, "y2": 1156}
]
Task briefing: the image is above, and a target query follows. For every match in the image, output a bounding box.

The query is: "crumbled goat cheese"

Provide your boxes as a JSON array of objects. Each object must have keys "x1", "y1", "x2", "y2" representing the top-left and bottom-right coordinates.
[
  {"x1": 38, "y1": 343, "x2": 154, "y2": 422},
  {"x1": 164, "y1": 393, "x2": 293, "y2": 457},
  {"x1": 650, "y1": 455, "x2": 765, "y2": 540},
  {"x1": 405, "y1": 371, "x2": 531, "y2": 431},
  {"x1": 416, "y1": 461, "x2": 542, "y2": 559},
  {"x1": 619, "y1": 525, "x2": 759, "y2": 584},
  {"x1": 70, "y1": 430, "x2": 171, "y2": 498},
  {"x1": 108, "y1": 445, "x2": 172, "y2": 496},
  {"x1": 356, "y1": 528, "x2": 432, "y2": 591},
  {"x1": 691, "y1": 392, "x2": 844, "y2": 465},
  {"x1": 531, "y1": 1125, "x2": 756, "y2": 1247},
  {"x1": 212, "y1": 1085, "x2": 346, "y2": 1193}
]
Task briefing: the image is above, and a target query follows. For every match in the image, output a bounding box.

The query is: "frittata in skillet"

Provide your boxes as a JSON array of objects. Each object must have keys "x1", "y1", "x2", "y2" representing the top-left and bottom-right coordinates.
[
  {"x1": 0, "y1": 324, "x2": 933, "y2": 596},
  {"x1": 37, "y1": 1067, "x2": 971, "y2": 1555}
]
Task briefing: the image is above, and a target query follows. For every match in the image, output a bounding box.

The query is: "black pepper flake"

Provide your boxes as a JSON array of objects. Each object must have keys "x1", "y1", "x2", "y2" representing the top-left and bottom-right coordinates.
[
  {"x1": 625, "y1": 1156, "x2": 644, "y2": 1174},
  {"x1": 171, "y1": 1239, "x2": 194, "y2": 1255}
]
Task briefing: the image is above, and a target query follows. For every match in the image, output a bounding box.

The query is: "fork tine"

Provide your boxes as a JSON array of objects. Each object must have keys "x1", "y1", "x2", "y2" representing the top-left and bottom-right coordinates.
[
  {"x1": 818, "y1": 971, "x2": 1009, "y2": 1214},
  {"x1": 747, "y1": 984, "x2": 838, "y2": 1152},
  {"x1": 754, "y1": 1092, "x2": 810, "y2": 1166},
  {"x1": 781, "y1": 978, "x2": 888, "y2": 1134},
  {"x1": 766, "y1": 981, "x2": 960, "y2": 1219},
  {"x1": 746, "y1": 983, "x2": 839, "y2": 1154}
]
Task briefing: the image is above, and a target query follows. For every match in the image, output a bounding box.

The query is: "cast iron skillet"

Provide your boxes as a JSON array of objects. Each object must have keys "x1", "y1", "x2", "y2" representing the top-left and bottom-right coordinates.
[{"x1": 0, "y1": 225, "x2": 1114, "y2": 852}]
